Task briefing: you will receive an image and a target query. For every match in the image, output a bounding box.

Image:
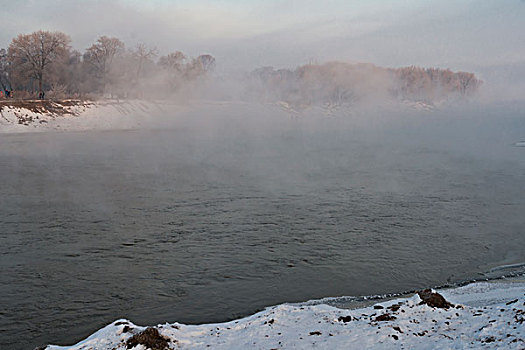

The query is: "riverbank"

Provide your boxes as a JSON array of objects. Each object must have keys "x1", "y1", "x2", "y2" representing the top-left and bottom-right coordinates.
[
  {"x1": 0, "y1": 98, "x2": 438, "y2": 135},
  {"x1": 43, "y1": 279, "x2": 524, "y2": 349},
  {"x1": 0, "y1": 99, "x2": 181, "y2": 133}
]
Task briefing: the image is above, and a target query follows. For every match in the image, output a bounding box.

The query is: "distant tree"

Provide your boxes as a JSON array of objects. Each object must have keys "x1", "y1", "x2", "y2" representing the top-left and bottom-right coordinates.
[
  {"x1": 8, "y1": 30, "x2": 71, "y2": 95},
  {"x1": 159, "y1": 51, "x2": 186, "y2": 72},
  {"x1": 183, "y1": 54, "x2": 216, "y2": 81},
  {"x1": 394, "y1": 66, "x2": 456, "y2": 101},
  {"x1": 196, "y1": 54, "x2": 216, "y2": 73},
  {"x1": 132, "y1": 43, "x2": 158, "y2": 79},
  {"x1": 456, "y1": 71, "x2": 480, "y2": 95},
  {"x1": 158, "y1": 51, "x2": 187, "y2": 92},
  {"x1": 85, "y1": 36, "x2": 125, "y2": 81},
  {"x1": 60, "y1": 50, "x2": 84, "y2": 96},
  {"x1": 0, "y1": 48, "x2": 10, "y2": 90},
  {"x1": 247, "y1": 62, "x2": 482, "y2": 107}
]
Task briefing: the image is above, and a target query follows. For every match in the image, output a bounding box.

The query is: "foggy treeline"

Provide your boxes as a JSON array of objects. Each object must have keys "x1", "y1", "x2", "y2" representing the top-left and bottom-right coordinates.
[
  {"x1": 0, "y1": 30, "x2": 215, "y2": 99},
  {"x1": 0, "y1": 30, "x2": 482, "y2": 105},
  {"x1": 245, "y1": 62, "x2": 482, "y2": 107}
]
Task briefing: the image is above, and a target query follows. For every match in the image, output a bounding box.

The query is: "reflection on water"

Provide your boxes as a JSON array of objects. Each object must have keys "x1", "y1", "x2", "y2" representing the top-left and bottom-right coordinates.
[{"x1": 1, "y1": 104, "x2": 524, "y2": 349}]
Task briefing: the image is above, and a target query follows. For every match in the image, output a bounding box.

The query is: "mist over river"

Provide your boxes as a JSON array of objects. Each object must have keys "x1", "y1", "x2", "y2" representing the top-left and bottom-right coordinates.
[{"x1": 1, "y1": 102, "x2": 524, "y2": 349}]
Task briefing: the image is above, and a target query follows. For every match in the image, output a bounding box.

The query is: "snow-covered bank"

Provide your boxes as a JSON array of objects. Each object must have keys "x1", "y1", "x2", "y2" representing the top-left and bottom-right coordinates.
[
  {"x1": 0, "y1": 98, "x2": 440, "y2": 135},
  {"x1": 0, "y1": 100, "x2": 185, "y2": 133},
  {"x1": 44, "y1": 280, "x2": 524, "y2": 350}
]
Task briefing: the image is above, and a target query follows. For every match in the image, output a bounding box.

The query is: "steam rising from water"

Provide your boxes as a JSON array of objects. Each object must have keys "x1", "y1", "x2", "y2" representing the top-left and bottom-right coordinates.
[
  {"x1": 1, "y1": 100, "x2": 525, "y2": 349},
  {"x1": 1, "y1": 1, "x2": 525, "y2": 349}
]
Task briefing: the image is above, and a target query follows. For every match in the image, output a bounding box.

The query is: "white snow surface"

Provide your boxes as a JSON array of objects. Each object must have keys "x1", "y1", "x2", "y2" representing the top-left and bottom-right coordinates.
[
  {"x1": 46, "y1": 280, "x2": 525, "y2": 350},
  {"x1": 0, "y1": 100, "x2": 185, "y2": 133},
  {"x1": 0, "y1": 98, "x2": 438, "y2": 135}
]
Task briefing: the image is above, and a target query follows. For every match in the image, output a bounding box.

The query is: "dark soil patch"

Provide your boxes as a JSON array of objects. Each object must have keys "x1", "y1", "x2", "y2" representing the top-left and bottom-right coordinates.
[
  {"x1": 417, "y1": 289, "x2": 454, "y2": 309},
  {"x1": 393, "y1": 326, "x2": 403, "y2": 333},
  {"x1": 388, "y1": 304, "x2": 401, "y2": 312},
  {"x1": 375, "y1": 314, "x2": 397, "y2": 322},
  {"x1": 0, "y1": 99, "x2": 93, "y2": 116},
  {"x1": 338, "y1": 315, "x2": 353, "y2": 323},
  {"x1": 126, "y1": 327, "x2": 171, "y2": 350},
  {"x1": 482, "y1": 336, "x2": 496, "y2": 343}
]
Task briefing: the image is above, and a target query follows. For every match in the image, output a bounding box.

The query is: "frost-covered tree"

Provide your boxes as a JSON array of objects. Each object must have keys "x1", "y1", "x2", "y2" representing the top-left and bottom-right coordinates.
[
  {"x1": 8, "y1": 30, "x2": 71, "y2": 95},
  {"x1": 132, "y1": 43, "x2": 158, "y2": 80},
  {"x1": 159, "y1": 51, "x2": 186, "y2": 72},
  {"x1": 158, "y1": 51, "x2": 187, "y2": 92},
  {"x1": 183, "y1": 54, "x2": 216, "y2": 81},
  {"x1": 59, "y1": 50, "x2": 85, "y2": 96},
  {"x1": 196, "y1": 54, "x2": 216, "y2": 73},
  {"x1": 85, "y1": 36, "x2": 125, "y2": 82}
]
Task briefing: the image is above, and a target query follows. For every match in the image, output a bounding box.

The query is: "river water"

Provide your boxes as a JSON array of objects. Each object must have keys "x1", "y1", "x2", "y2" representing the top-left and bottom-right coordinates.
[{"x1": 1, "y1": 103, "x2": 524, "y2": 349}]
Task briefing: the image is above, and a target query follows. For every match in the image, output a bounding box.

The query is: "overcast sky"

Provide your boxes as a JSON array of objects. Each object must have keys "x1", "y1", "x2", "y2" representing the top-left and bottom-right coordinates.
[{"x1": 0, "y1": 0, "x2": 524, "y2": 75}]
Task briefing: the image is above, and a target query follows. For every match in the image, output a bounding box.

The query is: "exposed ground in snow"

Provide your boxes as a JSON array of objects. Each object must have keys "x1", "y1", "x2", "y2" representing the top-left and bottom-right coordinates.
[{"x1": 43, "y1": 280, "x2": 524, "y2": 350}]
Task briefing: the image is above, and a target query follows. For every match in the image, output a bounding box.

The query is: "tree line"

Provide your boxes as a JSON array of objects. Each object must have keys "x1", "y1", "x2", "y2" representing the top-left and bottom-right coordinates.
[
  {"x1": 245, "y1": 62, "x2": 482, "y2": 106},
  {"x1": 0, "y1": 30, "x2": 215, "y2": 99},
  {"x1": 0, "y1": 30, "x2": 482, "y2": 105}
]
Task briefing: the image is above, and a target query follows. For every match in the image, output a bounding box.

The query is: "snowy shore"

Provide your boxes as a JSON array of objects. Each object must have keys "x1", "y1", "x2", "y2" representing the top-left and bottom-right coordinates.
[
  {"x1": 0, "y1": 99, "x2": 185, "y2": 133},
  {"x1": 0, "y1": 98, "x2": 439, "y2": 135},
  {"x1": 44, "y1": 279, "x2": 524, "y2": 350}
]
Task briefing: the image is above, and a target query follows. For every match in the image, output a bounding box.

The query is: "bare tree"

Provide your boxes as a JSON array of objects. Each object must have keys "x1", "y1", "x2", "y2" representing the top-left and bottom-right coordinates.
[
  {"x1": 85, "y1": 36, "x2": 125, "y2": 79},
  {"x1": 0, "y1": 48, "x2": 10, "y2": 91},
  {"x1": 456, "y1": 71, "x2": 480, "y2": 95},
  {"x1": 60, "y1": 50, "x2": 84, "y2": 96},
  {"x1": 158, "y1": 51, "x2": 187, "y2": 92},
  {"x1": 184, "y1": 54, "x2": 216, "y2": 80},
  {"x1": 158, "y1": 51, "x2": 186, "y2": 72},
  {"x1": 132, "y1": 43, "x2": 158, "y2": 79},
  {"x1": 197, "y1": 54, "x2": 216, "y2": 73},
  {"x1": 8, "y1": 30, "x2": 71, "y2": 96}
]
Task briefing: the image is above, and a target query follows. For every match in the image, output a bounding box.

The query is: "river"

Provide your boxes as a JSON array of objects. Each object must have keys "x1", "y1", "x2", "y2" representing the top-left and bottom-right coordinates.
[{"x1": 1, "y1": 102, "x2": 524, "y2": 349}]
